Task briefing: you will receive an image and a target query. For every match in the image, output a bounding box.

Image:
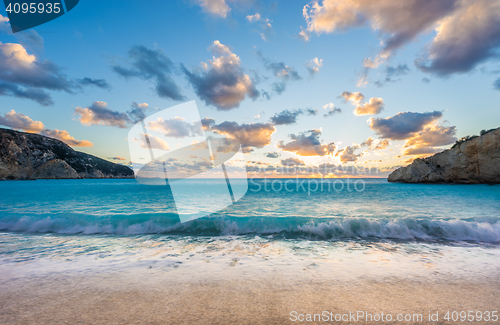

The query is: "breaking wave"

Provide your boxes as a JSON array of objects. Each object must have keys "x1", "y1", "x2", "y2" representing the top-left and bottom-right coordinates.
[{"x1": 1, "y1": 214, "x2": 500, "y2": 243}]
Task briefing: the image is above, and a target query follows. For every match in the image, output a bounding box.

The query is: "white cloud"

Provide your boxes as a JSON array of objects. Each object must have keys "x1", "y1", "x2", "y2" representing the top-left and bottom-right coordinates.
[
  {"x1": 135, "y1": 133, "x2": 170, "y2": 150},
  {"x1": 306, "y1": 57, "x2": 323, "y2": 75},
  {"x1": 195, "y1": 0, "x2": 231, "y2": 18}
]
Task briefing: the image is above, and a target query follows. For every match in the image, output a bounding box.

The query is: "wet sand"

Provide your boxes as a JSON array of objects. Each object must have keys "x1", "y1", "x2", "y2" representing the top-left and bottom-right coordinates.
[{"x1": 1, "y1": 272, "x2": 499, "y2": 324}]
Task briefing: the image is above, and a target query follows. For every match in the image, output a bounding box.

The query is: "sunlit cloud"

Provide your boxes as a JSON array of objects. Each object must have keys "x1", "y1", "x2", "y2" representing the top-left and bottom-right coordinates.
[
  {"x1": 306, "y1": 57, "x2": 323, "y2": 75},
  {"x1": 75, "y1": 101, "x2": 130, "y2": 128},
  {"x1": 134, "y1": 133, "x2": 170, "y2": 150},
  {"x1": 278, "y1": 129, "x2": 336, "y2": 156},
  {"x1": 183, "y1": 41, "x2": 259, "y2": 110},
  {"x1": 0, "y1": 110, "x2": 92, "y2": 147},
  {"x1": 147, "y1": 117, "x2": 203, "y2": 138}
]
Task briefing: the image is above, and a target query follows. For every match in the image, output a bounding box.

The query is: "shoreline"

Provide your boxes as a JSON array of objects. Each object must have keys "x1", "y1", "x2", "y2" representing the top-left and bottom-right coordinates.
[{"x1": 1, "y1": 233, "x2": 499, "y2": 324}]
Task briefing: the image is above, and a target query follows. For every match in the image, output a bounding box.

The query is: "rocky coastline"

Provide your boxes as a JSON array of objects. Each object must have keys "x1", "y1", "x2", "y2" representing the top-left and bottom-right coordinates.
[
  {"x1": 0, "y1": 128, "x2": 134, "y2": 180},
  {"x1": 388, "y1": 127, "x2": 500, "y2": 184}
]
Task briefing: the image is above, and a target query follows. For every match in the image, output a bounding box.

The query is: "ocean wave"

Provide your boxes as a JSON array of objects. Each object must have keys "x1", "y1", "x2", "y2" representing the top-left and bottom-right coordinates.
[{"x1": 1, "y1": 215, "x2": 500, "y2": 243}]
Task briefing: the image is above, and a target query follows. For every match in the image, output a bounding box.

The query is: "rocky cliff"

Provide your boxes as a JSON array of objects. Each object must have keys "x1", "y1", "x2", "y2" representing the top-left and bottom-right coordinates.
[
  {"x1": 0, "y1": 128, "x2": 134, "y2": 180},
  {"x1": 388, "y1": 127, "x2": 500, "y2": 184}
]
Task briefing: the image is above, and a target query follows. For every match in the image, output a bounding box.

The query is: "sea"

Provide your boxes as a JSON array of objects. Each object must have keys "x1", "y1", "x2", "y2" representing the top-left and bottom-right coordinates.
[{"x1": 1, "y1": 178, "x2": 500, "y2": 282}]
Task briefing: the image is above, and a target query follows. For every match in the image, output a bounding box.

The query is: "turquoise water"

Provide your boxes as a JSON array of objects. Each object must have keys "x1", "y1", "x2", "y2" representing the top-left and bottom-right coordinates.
[
  {"x1": 1, "y1": 178, "x2": 499, "y2": 242},
  {"x1": 2, "y1": 178, "x2": 500, "y2": 282}
]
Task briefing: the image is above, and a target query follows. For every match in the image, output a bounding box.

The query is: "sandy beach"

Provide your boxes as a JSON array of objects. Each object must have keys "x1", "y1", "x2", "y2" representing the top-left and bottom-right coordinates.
[
  {"x1": 2, "y1": 272, "x2": 499, "y2": 324},
  {"x1": 2, "y1": 234, "x2": 499, "y2": 325}
]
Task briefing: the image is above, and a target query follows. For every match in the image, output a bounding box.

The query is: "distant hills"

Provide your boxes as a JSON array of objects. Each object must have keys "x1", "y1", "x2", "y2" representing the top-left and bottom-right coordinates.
[
  {"x1": 0, "y1": 128, "x2": 133, "y2": 180},
  {"x1": 388, "y1": 127, "x2": 500, "y2": 184}
]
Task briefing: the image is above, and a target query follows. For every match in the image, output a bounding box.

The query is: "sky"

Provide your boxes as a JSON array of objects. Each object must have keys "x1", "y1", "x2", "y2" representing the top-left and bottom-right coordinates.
[{"x1": 1, "y1": 0, "x2": 500, "y2": 178}]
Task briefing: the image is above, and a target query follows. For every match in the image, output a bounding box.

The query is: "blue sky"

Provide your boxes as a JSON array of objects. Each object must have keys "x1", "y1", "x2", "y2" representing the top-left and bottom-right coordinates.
[{"x1": 1, "y1": 0, "x2": 500, "y2": 177}]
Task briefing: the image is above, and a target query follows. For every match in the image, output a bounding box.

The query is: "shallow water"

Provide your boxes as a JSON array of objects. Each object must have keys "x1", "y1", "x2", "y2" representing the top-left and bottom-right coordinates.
[{"x1": 1, "y1": 178, "x2": 500, "y2": 280}]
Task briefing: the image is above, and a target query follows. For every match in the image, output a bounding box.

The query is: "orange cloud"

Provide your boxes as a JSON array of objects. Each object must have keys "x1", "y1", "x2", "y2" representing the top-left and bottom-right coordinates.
[
  {"x1": 0, "y1": 110, "x2": 92, "y2": 147},
  {"x1": 353, "y1": 97, "x2": 384, "y2": 115},
  {"x1": 41, "y1": 129, "x2": 93, "y2": 147},
  {"x1": 0, "y1": 109, "x2": 44, "y2": 132}
]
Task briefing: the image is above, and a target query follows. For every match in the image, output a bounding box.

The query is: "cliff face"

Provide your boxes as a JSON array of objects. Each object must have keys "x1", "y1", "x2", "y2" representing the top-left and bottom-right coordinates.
[
  {"x1": 388, "y1": 128, "x2": 500, "y2": 184},
  {"x1": 0, "y1": 128, "x2": 134, "y2": 180}
]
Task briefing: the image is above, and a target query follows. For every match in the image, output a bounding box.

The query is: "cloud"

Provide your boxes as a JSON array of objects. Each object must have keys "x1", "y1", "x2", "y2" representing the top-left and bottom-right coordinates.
[
  {"x1": 374, "y1": 139, "x2": 389, "y2": 150},
  {"x1": 135, "y1": 133, "x2": 170, "y2": 150},
  {"x1": 422, "y1": 77, "x2": 431, "y2": 84},
  {"x1": 336, "y1": 145, "x2": 362, "y2": 163},
  {"x1": 201, "y1": 117, "x2": 216, "y2": 130},
  {"x1": 415, "y1": 0, "x2": 500, "y2": 76},
  {"x1": 0, "y1": 24, "x2": 114, "y2": 105},
  {"x1": 77, "y1": 77, "x2": 112, "y2": 90},
  {"x1": 360, "y1": 137, "x2": 390, "y2": 150},
  {"x1": 0, "y1": 109, "x2": 44, "y2": 132},
  {"x1": 263, "y1": 58, "x2": 301, "y2": 81},
  {"x1": 246, "y1": 13, "x2": 261, "y2": 22},
  {"x1": 40, "y1": 129, "x2": 93, "y2": 147},
  {"x1": 386, "y1": 64, "x2": 410, "y2": 78},
  {"x1": 334, "y1": 136, "x2": 388, "y2": 164},
  {"x1": 374, "y1": 64, "x2": 410, "y2": 87},
  {"x1": 15, "y1": 30, "x2": 44, "y2": 52},
  {"x1": 247, "y1": 161, "x2": 397, "y2": 178},
  {"x1": 403, "y1": 123, "x2": 456, "y2": 156},
  {"x1": 113, "y1": 45, "x2": 185, "y2": 101},
  {"x1": 268, "y1": 108, "x2": 322, "y2": 124},
  {"x1": 341, "y1": 91, "x2": 383, "y2": 115},
  {"x1": 265, "y1": 151, "x2": 280, "y2": 158},
  {"x1": 193, "y1": 0, "x2": 258, "y2": 18},
  {"x1": 147, "y1": 116, "x2": 203, "y2": 138},
  {"x1": 305, "y1": 108, "x2": 318, "y2": 116},
  {"x1": 110, "y1": 156, "x2": 127, "y2": 161},
  {"x1": 269, "y1": 109, "x2": 303, "y2": 125},
  {"x1": 258, "y1": 51, "x2": 302, "y2": 94},
  {"x1": 368, "y1": 111, "x2": 443, "y2": 140},
  {"x1": 353, "y1": 97, "x2": 384, "y2": 116},
  {"x1": 277, "y1": 129, "x2": 336, "y2": 156},
  {"x1": 0, "y1": 41, "x2": 79, "y2": 105},
  {"x1": 261, "y1": 90, "x2": 271, "y2": 100},
  {"x1": 183, "y1": 41, "x2": 259, "y2": 110},
  {"x1": 74, "y1": 101, "x2": 131, "y2": 128},
  {"x1": 368, "y1": 111, "x2": 455, "y2": 157},
  {"x1": 0, "y1": 110, "x2": 92, "y2": 147},
  {"x1": 297, "y1": 27, "x2": 310, "y2": 42},
  {"x1": 306, "y1": 57, "x2": 323, "y2": 75},
  {"x1": 281, "y1": 157, "x2": 305, "y2": 166},
  {"x1": 304, "y1": 0, "x2": 500, "y2": 78},
  {"x1": 246, "y1": 13, "x2": 274, "y2": 40},
  {"x1": 211, "y1": 121, "x2": 276, "y2": 150},
  {"x1": 340, "y1": 91, "x2": 364, "y2": 104},
  {"x1": 403, "y1": 146, "x2": 442, "y2": 156},
  {"x1": 0, "y1": 14, "x2": 10, "y2": 33},
  {"x1": 303, "y1": 0, "x2": 456, "y2": 60},
  {"x1": 495, "y1": 77, "x2": 500, "y2": 90},
  {"x1": 194, "y1": 0, "x2": 231, "y2": 18},
  {"x1": 127, "y1": 102, "x2": 151, "y2": 123},
  {"x1": 322, "y1": 103, "x2": 341, "y2": 117},
  {"x1": 272, "y1": 81, "x2": 286, "y2": 94},
  {"x1": 360, "y1": 137, "x2": 374, "y2": 148},
  {"x1": 0, "y1": 82, "x2": 53, "y2": 106}
]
